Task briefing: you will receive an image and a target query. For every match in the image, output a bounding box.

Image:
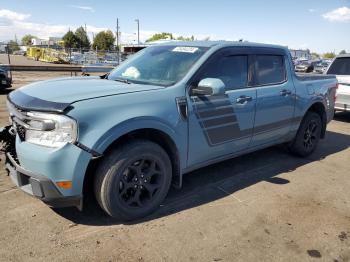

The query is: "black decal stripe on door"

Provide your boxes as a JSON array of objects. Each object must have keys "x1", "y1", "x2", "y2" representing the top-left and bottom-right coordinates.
[
  {"x1": 205, "y1": 123, "x2": 241, "y2": 145},
  {"x1": 192, "y1": 95, "x2": 240, "y2": 145},
  {"x1": 201, "y1": 115, "x2": 238, "y2": 128}
]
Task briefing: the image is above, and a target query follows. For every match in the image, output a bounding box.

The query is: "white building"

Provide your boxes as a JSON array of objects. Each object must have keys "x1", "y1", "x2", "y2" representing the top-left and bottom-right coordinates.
[
  {"x1": 0, "y1": 42, "x2": 6, "y2": 52},
  {"x1": 290, "y1": 49, "x2": 311, "y2": 60},
  {"x1": 31, "y1": 37, "x2": 62, "y2": 47}
]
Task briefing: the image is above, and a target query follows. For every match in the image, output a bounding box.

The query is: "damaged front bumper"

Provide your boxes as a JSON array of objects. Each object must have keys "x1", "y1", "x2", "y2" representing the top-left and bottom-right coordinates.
[{"x1": 0, "y1": 125, "x2": 82, "y2": 208}]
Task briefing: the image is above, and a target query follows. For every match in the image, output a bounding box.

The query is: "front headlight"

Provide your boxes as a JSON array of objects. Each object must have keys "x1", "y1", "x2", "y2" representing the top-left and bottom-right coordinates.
[{"x1": 24, "y1": 112, "x2": 77, "y2": 148}]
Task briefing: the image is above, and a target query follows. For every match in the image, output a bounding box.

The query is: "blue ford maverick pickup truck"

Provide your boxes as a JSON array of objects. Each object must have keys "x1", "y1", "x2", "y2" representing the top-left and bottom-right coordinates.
[{"x1": 0, "y1": 42, "x2": 337, "y2": 220}]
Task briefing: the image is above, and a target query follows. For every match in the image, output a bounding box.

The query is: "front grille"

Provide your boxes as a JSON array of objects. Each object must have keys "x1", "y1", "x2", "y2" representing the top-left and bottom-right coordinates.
[
  {"x1": 16, "y1": 125, "x2": 26, "y2": 141},
  {"x1": 7, "y1": 100, "x2": 28, "y2": 141}
]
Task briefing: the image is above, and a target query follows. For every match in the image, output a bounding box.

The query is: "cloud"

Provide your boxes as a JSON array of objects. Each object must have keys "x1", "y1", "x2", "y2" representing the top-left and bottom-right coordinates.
[
  {"x1": 308, "y1": 8, "x2": 316, "y2": 13},
  {"x1": 69, "y1": 5, "x2": 95, "y2": 13},
  {"x1": 0, "y1": 9, "x2": 31, "y2": 21},
  {"x1": 0, "y1": 8, "x2": 107, "y2": 41},
  {"x1": 323, "y1": 6, "x2": 350, "y2": 22}
]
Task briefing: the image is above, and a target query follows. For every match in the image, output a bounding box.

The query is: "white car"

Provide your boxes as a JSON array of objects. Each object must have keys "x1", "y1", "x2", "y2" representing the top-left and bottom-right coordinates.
[{"x1": 327, "y1": 54, "x2": 350, "y2": 112}]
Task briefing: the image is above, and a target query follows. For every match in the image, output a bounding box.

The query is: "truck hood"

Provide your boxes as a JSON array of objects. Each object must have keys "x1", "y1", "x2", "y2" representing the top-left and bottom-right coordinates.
[{"x1": 8, "y1": 76, "x2": 163, "y2": 112}]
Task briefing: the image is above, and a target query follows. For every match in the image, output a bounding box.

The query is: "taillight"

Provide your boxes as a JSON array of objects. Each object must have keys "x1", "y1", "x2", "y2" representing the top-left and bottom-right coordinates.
[{"x1": 334, "y1": 82, "x2": 339, "y2": 102}]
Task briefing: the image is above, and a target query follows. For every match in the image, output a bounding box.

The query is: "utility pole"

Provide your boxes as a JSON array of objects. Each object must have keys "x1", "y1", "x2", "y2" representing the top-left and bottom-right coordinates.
[
  {"x1": 116, "y1": 18, "x2": 120, "y2": 64},
  {"x1": 6, "y1": 44, "x2": 12, "y2": 80},
  {"x1": 135, "y1": 19, "x2": 140, "y2": 45}
]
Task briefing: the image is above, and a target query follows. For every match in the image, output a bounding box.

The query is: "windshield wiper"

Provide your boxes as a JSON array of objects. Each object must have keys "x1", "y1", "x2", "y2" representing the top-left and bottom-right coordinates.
[{"x1": 114, "y1": 78, "x2": 132, "y2": 84}]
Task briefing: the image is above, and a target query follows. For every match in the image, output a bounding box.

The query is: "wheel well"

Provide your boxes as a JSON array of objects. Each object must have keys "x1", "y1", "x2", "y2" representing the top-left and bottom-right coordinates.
[
  {"x1": 306, "y1": 102, "x2": 327, "y2": 138},
  {"x1": 83, "y1": 128, "x2": 181, "y2": 199}
]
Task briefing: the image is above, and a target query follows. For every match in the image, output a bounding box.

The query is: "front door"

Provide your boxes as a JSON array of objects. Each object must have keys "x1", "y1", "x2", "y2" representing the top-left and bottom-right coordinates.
[{"x1": 187, "y1": 48, "x2": 256, "y2": 167}]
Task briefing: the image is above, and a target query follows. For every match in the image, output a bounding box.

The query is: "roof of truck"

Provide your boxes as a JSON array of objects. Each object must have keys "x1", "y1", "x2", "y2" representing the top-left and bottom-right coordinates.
[
  {"x1": 336, "y1": 54, "x2": 350, "y2": 58},
  {"x1": 157, "y1": 40, "x2": 288, "y2": 50}
]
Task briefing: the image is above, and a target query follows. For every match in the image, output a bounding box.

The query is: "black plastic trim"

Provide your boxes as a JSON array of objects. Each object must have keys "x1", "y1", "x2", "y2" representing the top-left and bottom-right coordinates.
[
  {"x1": 8, "y1": 90, "x2": 71, "y2": 113},
  {"x1": 74, "y1": 141, "x2": 102, "y2": 158}
]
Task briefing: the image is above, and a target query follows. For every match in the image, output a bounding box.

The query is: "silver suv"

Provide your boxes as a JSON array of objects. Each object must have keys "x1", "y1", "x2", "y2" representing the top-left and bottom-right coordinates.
[{"x1": 327, "y1": 54, "x2": 350, "y2": 112}]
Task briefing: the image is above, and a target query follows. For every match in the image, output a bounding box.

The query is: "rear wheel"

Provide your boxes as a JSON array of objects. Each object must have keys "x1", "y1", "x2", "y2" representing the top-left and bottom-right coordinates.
[
  {"x1": 288, "y1": 112, "x2": 322, "y2": 157},
  {"x1": 94, "y1": 140, "x2": 172, "y2": 220}
]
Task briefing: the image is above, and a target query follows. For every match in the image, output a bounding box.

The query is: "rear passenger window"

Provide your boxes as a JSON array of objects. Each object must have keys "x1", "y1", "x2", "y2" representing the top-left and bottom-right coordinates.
[
  {"x1": 194, "y1": 55, "x2": 248, "y2": 90},
  {"x1": 256, "y1": 55, "x2": 286, "y2": 85}
]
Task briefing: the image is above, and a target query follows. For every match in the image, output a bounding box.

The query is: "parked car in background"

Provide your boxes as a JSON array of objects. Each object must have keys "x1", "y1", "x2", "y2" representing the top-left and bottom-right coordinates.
[
  {"x1": 314, "y1": 61, "x2": 331, "y2": 74},
  {"x1": 0, "y1": 42, "x2": 337, "y2": 220},
  {"x1": 327, "y1": 54, "x2": 350, "y2": 112},
  {"x1": 0, "y1": 65, "x2": 12, "y2": 89},
  {"x1": 295, "y1": 60, "x2": 320, "y2": 73}
]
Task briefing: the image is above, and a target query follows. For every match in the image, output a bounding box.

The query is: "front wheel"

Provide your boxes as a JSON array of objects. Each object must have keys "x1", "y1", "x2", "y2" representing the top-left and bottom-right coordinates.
[
  {"x1": 288, "y1": 112, "x2": 322, "y2": 157},
  {"x1": 94, "y1": 140, "x2": 172, "y2": 220}
]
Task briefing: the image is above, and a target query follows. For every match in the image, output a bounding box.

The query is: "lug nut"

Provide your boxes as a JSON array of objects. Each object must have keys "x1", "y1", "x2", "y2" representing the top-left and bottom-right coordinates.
[
  {"x1": 144, "y1": 179, "x2": 147, "y2": 183},
  {"x1": 134, "y1": 185, "x2": 138, "y2": 188}
]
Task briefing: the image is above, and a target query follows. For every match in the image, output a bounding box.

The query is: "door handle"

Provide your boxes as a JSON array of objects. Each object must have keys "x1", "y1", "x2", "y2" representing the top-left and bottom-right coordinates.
[
  {"x1": 236, "y1": 95, "x2": 253, "y2": 104},
  {"x1": 280, "y1": 89, "x2": 292, "y2": 96}
]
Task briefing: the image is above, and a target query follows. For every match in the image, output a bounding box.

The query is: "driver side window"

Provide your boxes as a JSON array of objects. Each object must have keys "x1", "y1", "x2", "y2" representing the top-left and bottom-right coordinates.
[{"x1": 193, "y1": 53, "x2": 248, "y2": 91}]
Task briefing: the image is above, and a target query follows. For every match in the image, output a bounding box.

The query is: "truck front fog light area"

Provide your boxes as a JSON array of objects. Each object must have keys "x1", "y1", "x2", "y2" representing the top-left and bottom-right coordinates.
[{"x1": 25, "y1": 112, "x2": 77, "y2": 148}]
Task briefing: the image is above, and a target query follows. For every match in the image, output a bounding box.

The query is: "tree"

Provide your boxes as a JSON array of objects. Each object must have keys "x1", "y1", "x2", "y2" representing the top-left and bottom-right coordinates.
[
  {"x1": 75, "y1": 26, "x2": 90, "y2": 50},
  {"x1": 339, "y1": 50, "x2": 347, "y2": 55},
  {"x1": 92, "y1": 30, "x2": 116, "y2": 51},
  {"x1": 62, "y1": 30, "x2": 78, "y2": 49},
  {"x1": 323, "y1": 52, "x2": 336, "y2": 59},
  {"x1": 311, "y1": 52, "x2": 320, "y2": 58},
  {"x1": 8, "y1": 40, "x2": 20, "y2": 53},
  {"x1": 146, "y1": 32, "x2": 173, "y2": 42},
  {"x1": 21, "y1": 34, "x2": 36, "y2": 46}
]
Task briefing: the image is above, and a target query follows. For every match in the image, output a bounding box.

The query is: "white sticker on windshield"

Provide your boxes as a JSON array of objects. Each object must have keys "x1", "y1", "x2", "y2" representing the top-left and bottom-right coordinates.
[{"x1": 172, "y1": 47, "x2": 199, "y2": 53}]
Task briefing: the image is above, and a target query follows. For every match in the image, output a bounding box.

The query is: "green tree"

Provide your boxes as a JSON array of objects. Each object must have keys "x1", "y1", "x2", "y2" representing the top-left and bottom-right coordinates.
[
  {"x1": 92, "y1": 30, "x2": 116, "y2": 51},
  {"x1": 62, "y1": 30, "x2": 78, "y2": 49},
  {"x1": 21, "y1": 34, "x2": 36, "y2": 46},
  {"x1": 146, "y1": 32, "x2": 173, "y2": 42},
  {"x1": 8, "y1": 40, "x2": 20, "y2": 53},
  {"x1": 75, "y1": 26, "x2": 90, "y2": 50},
  {"x1": 323, "y1": 52, "x2": 336, "y2": 59},
  {"x1": 339, "y1": 50, "x2": 347, "y2": 55},
  {"x1": 311, "y1": 52, "x2": 320, "y2": 58}
]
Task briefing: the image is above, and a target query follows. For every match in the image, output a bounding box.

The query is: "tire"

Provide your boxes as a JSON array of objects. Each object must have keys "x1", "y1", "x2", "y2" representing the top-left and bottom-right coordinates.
[
  {"x1": 288, "y1": 112, "x2": 322, "y2": 157},
  {"x1": 94, "y1": 140, "x2": 172, "y2": 220}
]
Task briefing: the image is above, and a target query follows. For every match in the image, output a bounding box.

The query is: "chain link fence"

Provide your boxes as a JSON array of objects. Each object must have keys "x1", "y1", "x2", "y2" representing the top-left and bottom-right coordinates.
[{"x1": 0, "y1": 44, "x2": 130, "y2": 66}]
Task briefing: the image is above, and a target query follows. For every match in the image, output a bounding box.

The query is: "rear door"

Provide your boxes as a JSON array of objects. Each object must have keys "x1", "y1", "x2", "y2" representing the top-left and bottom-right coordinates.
[
  {"x1": 187, "y1": 47, "x2": 256, "y2": 166},
  {"x1": 250, "y1": 52, "x2": 296, "y2": 147},
  {"x1": 327, "y1": 57, "x2": 350, "y2": 110}
]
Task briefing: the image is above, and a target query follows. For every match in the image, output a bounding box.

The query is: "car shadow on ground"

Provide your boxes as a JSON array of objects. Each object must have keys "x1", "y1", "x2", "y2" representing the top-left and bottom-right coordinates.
[
  {"x1": 0, "y1": 88, "x2": 14, "y2": 95},
  {"x1": 53, "y1": 130, "x2": 350, "y2": 226},
  {"x1": 334, "y1": 112, "x2": 350, "y2": 123}
]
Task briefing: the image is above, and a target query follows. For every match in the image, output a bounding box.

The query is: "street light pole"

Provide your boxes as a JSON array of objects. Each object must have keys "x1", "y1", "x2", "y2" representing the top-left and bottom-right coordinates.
[
  {"x1": 116, "y1": 18, "x2": 120, "y2": 64},
  {"x1": 135, "y1": 19, "x2": 140, "y2": 45}
]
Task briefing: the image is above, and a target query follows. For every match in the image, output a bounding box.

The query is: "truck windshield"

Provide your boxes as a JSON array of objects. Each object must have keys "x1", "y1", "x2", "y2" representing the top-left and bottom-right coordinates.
[
  {"x1": 108, "y1": 45, "x2": 209, "y2": 86},
  {"x1": 327, "y1": 57, "x2": 350, "y2": 75}
]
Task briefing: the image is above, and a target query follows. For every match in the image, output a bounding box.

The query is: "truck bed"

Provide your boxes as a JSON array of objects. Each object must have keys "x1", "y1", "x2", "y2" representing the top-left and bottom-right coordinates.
[{"x1": 295, "y1": 73, "x2": 336, "y2": 81}]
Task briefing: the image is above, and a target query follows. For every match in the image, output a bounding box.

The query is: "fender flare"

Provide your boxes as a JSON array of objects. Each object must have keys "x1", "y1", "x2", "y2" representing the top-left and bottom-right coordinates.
[{"x1": 91, "y1": 117, "x2": 181, "y2": 155}]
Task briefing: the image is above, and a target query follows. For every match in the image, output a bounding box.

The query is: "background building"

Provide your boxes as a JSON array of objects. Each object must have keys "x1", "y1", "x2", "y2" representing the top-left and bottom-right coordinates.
[{"x1": 290, "y1": 49, "x2": 311, "y2": 60}]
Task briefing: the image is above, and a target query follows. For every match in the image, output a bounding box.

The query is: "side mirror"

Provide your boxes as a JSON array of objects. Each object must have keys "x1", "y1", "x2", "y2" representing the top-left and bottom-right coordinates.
[{"x1": 191, "y1": 78, "x2": 226, "y2": 96}]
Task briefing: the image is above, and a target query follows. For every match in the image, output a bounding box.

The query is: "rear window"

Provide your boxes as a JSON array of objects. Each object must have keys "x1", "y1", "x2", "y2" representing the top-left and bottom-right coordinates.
[
  {"x1": 327, "y1": 57, "x2": 350, "y2": 75},
  {"x1": 256, "y1": 55, "x2": 286, "y2": 85}
]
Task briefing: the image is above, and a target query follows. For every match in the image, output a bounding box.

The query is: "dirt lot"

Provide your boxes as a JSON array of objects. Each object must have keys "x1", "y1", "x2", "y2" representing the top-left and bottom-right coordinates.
[{"x1": 0, "y1": 72, "x2": 349, "y2": 262}]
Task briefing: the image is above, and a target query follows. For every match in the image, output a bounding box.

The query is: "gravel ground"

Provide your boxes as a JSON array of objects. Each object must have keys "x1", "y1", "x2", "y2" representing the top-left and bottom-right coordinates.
[{"x1": 0, "y1": 72, "x2": 349, "y2": 262}]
